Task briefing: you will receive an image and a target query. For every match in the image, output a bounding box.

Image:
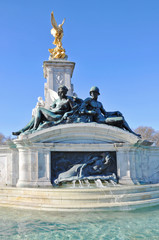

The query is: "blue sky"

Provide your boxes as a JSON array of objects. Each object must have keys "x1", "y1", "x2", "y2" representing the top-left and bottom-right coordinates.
[{"x1": 0, "y1": 0, "x2": 159, "y2": 137}]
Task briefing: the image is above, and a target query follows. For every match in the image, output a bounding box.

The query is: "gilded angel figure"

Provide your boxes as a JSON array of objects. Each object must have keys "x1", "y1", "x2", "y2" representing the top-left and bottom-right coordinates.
[
  {"x1": 51, "y1": 11, "x2": 65, "y2": 48},
  {"x1": 49, "y1": 11, "x2": 66, "y2": 59}
]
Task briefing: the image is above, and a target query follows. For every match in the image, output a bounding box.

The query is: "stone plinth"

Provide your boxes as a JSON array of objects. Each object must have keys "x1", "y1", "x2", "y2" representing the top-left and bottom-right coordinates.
[
  {"x1": 43, "y1": 60, "x2": 75, "y2": 107},
  {"x1": 10, "y1": 123, "x2": 159, "y2": 187},
  {"x1": 14, "y1": 141, "x2": 52, "y2": 188},
  {"x1": 1, "y1": 123, "x2": 159, "y2": 188}
]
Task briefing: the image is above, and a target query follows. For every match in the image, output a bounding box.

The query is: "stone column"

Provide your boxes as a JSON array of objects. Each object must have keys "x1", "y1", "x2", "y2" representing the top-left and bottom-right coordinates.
[
  {"x1": 16, "y1": 147, "x2": 39, "y2": 187},
  {"x1": 37, "y1": 150, "x2": 52, "y2": 187},
  {"x1": 116, "y1": 146, "x2": 137, "y2": 185},
  {"x1": 15, "y1": 140, "x2": 52, "y2": 188},
  {"x1": 43, "y1": 60, "x2": 75, "y2": 107}
]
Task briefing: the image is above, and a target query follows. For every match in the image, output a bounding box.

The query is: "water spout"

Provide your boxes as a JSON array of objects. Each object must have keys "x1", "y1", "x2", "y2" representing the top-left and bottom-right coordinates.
[
  {"x1": 109, "y1": 180, "x2": 117, "y2": 186},
  {"x1": 104, "y1": 180, "x2": 110, "y2": 187},
  {"x1": 95, "y1": 179, "x2": 105, "y2": 188},
  {"x1": 78, "y1": 180, "x2": 83, "y2": 188},
  {"x1": 84, "y1": 179, "x2": 90, "y2": 188},
  {"x1": 72, "y1": 180, "x2": 76, "y2": 188}
]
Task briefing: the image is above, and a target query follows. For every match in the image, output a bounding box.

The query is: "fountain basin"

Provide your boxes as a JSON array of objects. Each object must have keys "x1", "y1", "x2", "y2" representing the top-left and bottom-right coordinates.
[
  {"x1": 1, "y1": 124, "x2": 159, "y2": 212},
  {"x1": 0, "y1": 184, "x2": 159, "y2": 211}
]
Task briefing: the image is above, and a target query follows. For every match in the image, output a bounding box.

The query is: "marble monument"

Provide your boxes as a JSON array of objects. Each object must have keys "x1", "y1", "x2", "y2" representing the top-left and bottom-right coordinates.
[{"x1": 0, "y1": 12, "x2": 159, "y2": 212}]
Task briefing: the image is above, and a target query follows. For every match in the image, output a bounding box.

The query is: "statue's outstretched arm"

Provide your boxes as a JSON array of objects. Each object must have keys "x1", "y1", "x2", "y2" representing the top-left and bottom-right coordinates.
[
  {"x1": 50, "y1": 101, "x2": 57, "y2": 109},
  {"x1": 100, "y1": 103, "x2": 107, "y2": 116},
  {"x1": 63, "y1": 98, "x2": 78, "y2": 119},
  {"x1": 79, "y1": 98, "x2": 91, "y2": 114}
]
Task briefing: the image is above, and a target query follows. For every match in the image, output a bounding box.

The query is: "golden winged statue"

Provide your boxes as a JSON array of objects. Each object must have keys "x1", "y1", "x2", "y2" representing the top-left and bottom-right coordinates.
[{"x1": 49, "y1": 11, "x2": 66, "y2": 59}]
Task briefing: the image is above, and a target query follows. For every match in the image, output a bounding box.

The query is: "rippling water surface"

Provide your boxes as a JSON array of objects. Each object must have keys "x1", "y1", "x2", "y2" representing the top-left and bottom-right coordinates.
[{"x1": 0, "y1": 206, "x2": 159, "y2": 240}]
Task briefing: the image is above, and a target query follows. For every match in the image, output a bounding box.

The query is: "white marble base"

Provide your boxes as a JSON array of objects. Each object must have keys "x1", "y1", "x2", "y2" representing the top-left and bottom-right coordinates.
[
  {"x1": 0, "y1": 144, "x2": 18, "y2": 187},
  {"x1": 1, "y1": 123, "x2": 159, "y2": 188},
  {"x1": 1, "y1": 184, "x2": 159, "y2": 211}
]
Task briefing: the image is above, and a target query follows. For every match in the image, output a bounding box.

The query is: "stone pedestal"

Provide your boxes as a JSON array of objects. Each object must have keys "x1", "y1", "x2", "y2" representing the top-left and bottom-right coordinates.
[
  {"x1": 43, "y1": 60, "x2": 75, "y2": 108},
  {"x1": 16, "y1": 148, "x2": 38, "y2": 187},
  {"x1": 15, "y1": 142, "x2": 52, "y2": 188},
  {"x1": 1, "y1": 124, "x2": 159, "y2": 188},
  {"x1": 117, "y1": 147, "x2": 137, "y2": 185},
  {"x1": 11, "y1": 123, "x2": 159, "y2": 187}
]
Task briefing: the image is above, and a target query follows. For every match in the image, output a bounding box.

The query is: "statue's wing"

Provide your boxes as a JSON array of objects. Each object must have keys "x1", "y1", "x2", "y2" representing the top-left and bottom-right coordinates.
[
  {"x1": 48, "y1": 89, "x2": 59, "y2": 102},
  {"x1": 51, "y1": 11, "x2": 58, "y2": 30},
  {"x1": 61, "y1": 18, "x2": 66, "y2": 26}
]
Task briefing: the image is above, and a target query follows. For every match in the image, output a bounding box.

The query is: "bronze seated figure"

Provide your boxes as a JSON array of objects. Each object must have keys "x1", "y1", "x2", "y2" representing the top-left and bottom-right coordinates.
[
  {"x1": 12, "y1": 85, "x2": 140, "y2": 138},
  {"x1": 78, "y1": 86, "x2": 141, "y2": 137}
]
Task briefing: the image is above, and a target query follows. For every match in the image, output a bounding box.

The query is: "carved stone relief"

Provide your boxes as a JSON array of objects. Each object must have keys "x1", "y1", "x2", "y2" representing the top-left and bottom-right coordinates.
[{"x1": 51, "y1": 151, "x2": 117, "y2": 185}]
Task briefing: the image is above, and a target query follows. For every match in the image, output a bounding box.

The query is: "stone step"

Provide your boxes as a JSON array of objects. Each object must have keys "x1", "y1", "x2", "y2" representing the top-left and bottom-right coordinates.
[
  {"x1": 0, "y1": 189, "x2": 159, "y2": 203},
  {"x1": 1, "y1": 183, "x2": 159, "y2": 196},
  {"x1": 0, "y1": 197, "x2": 159, "y2": 211},
  {"x1": 0, "y1": 188, "x2": 159, "y2": 204},
  {"x1": 0, "y1": 184, "x2": 159, "y2": 211}
]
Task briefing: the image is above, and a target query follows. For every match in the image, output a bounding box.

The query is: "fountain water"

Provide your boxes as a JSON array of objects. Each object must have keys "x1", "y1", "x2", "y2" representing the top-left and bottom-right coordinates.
[
  {"x1": 72, "y1": 180, "x2": 76, "y2": 188},
  {"x1": 84, "y1": 179, "x2": 90, "y2": 187},
  {"x1": 78, "y1": 180, "x2": 84, "y2": 188},
  {"x1": 95, "y1": 179, "x2": 105, "y2": 188}
]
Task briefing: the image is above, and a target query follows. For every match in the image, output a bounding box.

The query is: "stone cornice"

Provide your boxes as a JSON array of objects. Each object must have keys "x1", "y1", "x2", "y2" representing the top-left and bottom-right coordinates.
[{"x1": 14, "y1": 123, "x2": 140, "y2": 145}]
